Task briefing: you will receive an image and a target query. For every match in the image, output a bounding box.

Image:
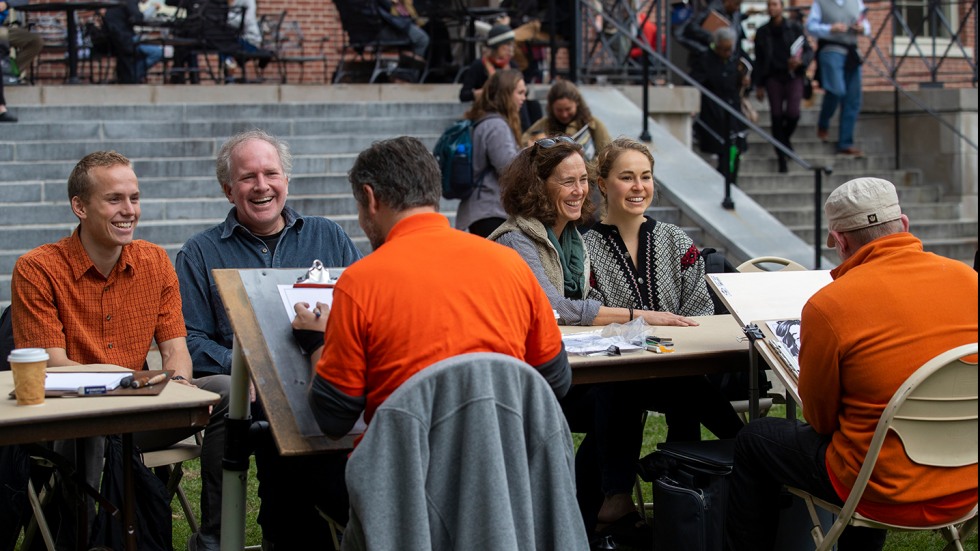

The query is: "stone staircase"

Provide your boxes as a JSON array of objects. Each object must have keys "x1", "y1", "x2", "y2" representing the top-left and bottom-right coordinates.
[
  {"x1": 736, "y1": 100, "x2": 978, "y2": 263},
  {"x1": 0, "y1": 101, "x2": 455, "y2": 306},
  {"x1": 0, "y1": 95, "x2": 696, "y2": 309},
  {"x1": 1, "y1": 86, "x2": 975, "y2": 310}
]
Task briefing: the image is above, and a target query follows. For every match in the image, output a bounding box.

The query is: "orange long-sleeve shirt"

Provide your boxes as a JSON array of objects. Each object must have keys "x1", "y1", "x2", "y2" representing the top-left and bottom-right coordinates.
[{"x1": 799, "y1": 233, "x2": 978, "y2": 526}]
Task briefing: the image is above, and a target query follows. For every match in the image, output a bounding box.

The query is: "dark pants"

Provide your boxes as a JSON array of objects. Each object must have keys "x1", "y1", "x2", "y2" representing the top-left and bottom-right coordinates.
[
  {"x1": 565, "y1": 376, "x2": 744, "y2": 535},
  {"x1": 726, "y1": 417, "x2": 886, "y2": 551},
  {"x1": 764, "y1": 73, "x2": 804, "y2": 120},
  {"x1": 765, "y1": 73, "x2": 803, "y2": 171},
  {"x1": 250, "y1": 400, "x2": 349, "y2": 549}
]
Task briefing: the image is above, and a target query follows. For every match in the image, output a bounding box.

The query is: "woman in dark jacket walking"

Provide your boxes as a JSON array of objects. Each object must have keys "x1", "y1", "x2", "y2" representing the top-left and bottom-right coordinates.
[
  {"x1": 692, "y1": 27, "x2": 749, "y2": 179},
  {"x1": 753, "y1": 0, "x2": 814, "y2": 172}
]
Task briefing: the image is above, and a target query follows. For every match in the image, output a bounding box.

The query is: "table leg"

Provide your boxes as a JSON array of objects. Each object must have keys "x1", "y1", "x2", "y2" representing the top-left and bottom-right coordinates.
[
  {"x1": 122, "y1": 434, "x2": 137, "y2": 551},
  {"x1": 220, "y1": 338, "x2": 251, "y2": 551},
  {"x1": 73, "y1": 441, "x2": 88, "y2": 551}
]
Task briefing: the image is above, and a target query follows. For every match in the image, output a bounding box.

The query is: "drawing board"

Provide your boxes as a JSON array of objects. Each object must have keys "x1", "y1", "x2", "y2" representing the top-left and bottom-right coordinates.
[
  {"x1": 213, "y1": 267, "x2": 357, "y2": 455},
  {"x1": 705, "y1": 270, "x2": 833, "y2": 327}
]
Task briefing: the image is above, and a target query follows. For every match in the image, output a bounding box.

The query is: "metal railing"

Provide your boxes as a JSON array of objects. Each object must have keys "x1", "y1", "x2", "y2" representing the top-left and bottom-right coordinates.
[
  {"x1": 565, "y1": 0, "x2": 977, "y2": 267},
  {"x1": 571, "y1": 0, "x2": 833, "y2": 268}
]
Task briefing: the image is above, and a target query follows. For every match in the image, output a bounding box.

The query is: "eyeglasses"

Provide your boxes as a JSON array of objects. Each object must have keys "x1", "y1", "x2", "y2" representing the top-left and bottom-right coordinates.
[{"x1": 534, "y1": 136, "x2": 577, "y2": 149}]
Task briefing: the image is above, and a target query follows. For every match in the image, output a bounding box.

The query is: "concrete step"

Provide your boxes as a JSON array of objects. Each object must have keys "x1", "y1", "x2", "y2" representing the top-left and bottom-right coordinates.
[
  {"x1": 3, "y1": 102, "x2": 464, "y2": 123},
  {"x1": 767, "y1": 201, "x2": 962, "y2": 227},
  {"x1": 737, "y1": 174, "x2": 932, "y2": 207},
  {"x1": 801, "y1": 235, "x2": 978, "y2": 267},
  {"x1": 0, "y1": 173, "x2": 367, "y2": 204},
  {"x1": 0, "y1": 154, "x2": 374, "y2": 181},
  {"x1": 792, "y1": 219, "x2": 978, "y2": 244}
]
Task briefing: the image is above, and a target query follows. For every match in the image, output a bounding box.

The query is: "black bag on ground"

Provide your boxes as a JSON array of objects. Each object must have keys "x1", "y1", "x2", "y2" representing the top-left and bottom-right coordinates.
[
  {"x1": 638, "y1": 439, "x2": 734, "y2": 551},
  {"x1": 89, "y1": 436, "x2": 173, "y2": 551}
]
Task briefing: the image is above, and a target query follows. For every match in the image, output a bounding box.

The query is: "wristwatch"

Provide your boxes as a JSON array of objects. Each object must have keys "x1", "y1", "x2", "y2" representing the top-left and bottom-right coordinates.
[{"x1": 172, "y1": 375, "x2": 187, "y2": 381}]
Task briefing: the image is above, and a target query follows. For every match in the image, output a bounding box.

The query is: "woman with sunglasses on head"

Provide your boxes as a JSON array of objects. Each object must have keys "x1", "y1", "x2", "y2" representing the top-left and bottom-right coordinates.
[
  {"x1": 454, "y1": 68, "x2": 527, "y2": 238},
  {"x1": 488, "y1": 136, "x2": 723, "y2": 548},
  {"x1": 489, "y1": 135, "x2": 697, "y2": 327}
]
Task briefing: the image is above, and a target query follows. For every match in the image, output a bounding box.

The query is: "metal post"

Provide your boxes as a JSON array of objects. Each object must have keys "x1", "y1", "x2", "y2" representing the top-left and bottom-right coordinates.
[
  {"x1": 220, "y1": 339, "x2": 251, "y2": 551},
  {"x1": 814, "y1": 168, "x2": 824, "y2": 269},
  {"x1": 744, "y1": 324, "x2": 764, "y2": 421},
  {"x1": 640, "y1": 52, "x2": 652, "y2": 142},
  {"x1": 549, "y1": 0, "x2": 557, "y2": 82},
  {"x1": 894, "y1": 88, "x2": 901, "y2": 170},
  {"x1": 722, "y1": 113, "x2": 735, "y2": 209}
]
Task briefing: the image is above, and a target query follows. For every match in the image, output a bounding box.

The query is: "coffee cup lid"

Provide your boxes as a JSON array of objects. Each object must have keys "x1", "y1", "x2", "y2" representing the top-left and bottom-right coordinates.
[{"x1": 8, "y1": 348, "x2": 50, "y2": 363}]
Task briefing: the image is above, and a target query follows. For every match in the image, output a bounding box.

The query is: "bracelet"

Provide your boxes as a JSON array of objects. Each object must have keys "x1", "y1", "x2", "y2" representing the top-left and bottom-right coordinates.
[
  {"x1": 628, "y1": 307, "x2": 634, "y2": 321},
  {"x1": 292, "y1": 329, "x2": 325, "y2": 355}
]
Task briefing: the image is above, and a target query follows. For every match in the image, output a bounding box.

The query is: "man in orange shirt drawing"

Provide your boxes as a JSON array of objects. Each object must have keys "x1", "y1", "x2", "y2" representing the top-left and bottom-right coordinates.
[
  {"x1": 725, "y1": 177, "x2": 978, "y2": 550},
  {"x1": 291, "y1": 136, "x2": 571, "y2": 522}
]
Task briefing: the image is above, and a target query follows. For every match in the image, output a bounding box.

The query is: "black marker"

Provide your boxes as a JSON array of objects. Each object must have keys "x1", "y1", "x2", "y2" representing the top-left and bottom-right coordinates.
[{"x1": 78, "y1": 386, "x2": 108, "y2": 396}]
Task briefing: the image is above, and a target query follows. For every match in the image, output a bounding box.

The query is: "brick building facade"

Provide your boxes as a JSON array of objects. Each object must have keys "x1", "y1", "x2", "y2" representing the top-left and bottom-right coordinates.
[{"x1": 13, "y1": 0, "x2": 976, "y2": 89}]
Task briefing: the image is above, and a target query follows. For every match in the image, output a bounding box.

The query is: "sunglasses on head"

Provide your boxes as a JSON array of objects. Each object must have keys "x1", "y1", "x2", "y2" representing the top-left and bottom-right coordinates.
[{"x1": 534, "y1": 136, "x2": 577, "y2": 149}]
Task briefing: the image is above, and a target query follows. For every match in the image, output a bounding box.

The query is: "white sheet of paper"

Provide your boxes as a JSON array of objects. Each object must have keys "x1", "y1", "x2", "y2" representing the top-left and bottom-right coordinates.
[
  {"x1": 44, "y1": 372, "x2": 130, "y2": 391},
  {"x1": 278, "y1": 285, "x2": 335, "y2": 322},
  {"x1": 706, "y1": 271, "x2": 832, "y2": 326}
]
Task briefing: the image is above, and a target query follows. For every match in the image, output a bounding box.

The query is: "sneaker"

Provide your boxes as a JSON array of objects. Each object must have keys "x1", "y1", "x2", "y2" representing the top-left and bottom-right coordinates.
[
  {"x1": 0, "y1": 111, "x2": 17, "y2": 123},
  {"x1": 836, "y1": 147, "x2": 864, "y2": 157},
  {"x1": 816, "y1": 128, "x2": 829, "y2": 142}
]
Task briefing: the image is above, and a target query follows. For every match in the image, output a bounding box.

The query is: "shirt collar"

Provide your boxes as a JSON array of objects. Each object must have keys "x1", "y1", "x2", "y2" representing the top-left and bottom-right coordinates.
[
  {"x1": 830, "y1": 232, "x2": 921, "y2": 280},
  {"x1": 385, "y1": 212, "x2": 448, "y2": 243},
  {"x1": 220, "y1": 204, "x2": 302, "y2": 240},
  {"x1": 66, "y1": 226, "x2": 135, "y2": 281}
]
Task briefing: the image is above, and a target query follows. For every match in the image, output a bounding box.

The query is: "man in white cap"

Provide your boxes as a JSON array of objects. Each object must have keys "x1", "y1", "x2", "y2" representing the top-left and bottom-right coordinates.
[{"x1": 725, "y1": 177, "x2": 978, "y2": 550}]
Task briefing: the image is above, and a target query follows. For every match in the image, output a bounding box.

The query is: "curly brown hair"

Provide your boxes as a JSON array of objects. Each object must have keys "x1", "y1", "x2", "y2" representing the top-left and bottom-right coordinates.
[
  {"x1": 464, "y1": 69, "x2": 524, "y2": 146},
  {"x1": 499, "y1": 138, "x2": 596, "y2": 228}
]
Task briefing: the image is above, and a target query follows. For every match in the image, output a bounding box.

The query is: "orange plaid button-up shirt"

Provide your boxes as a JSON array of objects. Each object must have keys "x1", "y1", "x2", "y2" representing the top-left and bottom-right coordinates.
[{"x1": 11, "y1": 229, "x2": 186, "y2": 371}]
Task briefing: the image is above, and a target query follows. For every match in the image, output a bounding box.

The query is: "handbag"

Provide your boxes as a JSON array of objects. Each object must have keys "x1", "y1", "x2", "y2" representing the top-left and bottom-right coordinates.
[{"x1": 639, "y1": 439, "x2": 735, "y2": 551}]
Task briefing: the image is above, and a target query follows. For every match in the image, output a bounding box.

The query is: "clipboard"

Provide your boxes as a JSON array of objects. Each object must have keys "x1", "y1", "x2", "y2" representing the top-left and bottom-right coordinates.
[
  {"x1": 701, "y1": 9, "x2": 731, "y2": 33},
  {"x1": 8, "y1": 370, "x2": 175, "y2": 399}
]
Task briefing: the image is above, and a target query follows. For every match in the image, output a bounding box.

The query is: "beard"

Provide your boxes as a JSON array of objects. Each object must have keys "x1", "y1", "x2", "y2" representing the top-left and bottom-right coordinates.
[{"x1": 362, "y1": 215, "x2": 385, "y2": 251}]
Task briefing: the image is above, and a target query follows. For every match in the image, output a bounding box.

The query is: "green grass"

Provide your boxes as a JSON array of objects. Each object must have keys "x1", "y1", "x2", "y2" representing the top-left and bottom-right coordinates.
[
  {"x1": 169, "y1": 459, "x2": 263, "y2": 549},
  {"x1": 606, "y1": 407, "x2": 978, "y2": 551},
  {"x1": 35, "y1": 408, "x2": 975, "y2": 550}
]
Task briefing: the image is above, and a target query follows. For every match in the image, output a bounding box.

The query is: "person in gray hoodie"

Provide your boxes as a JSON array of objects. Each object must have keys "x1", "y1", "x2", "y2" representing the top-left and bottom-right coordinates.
[{"x1": 454, "y1": 68, "x2": 527, "y2": 238}]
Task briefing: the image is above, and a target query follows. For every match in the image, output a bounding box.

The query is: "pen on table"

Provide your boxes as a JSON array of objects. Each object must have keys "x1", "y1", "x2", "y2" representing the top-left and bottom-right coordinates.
[{"x1": 131, "y1": 372, "x2": 169, "y2": 389}]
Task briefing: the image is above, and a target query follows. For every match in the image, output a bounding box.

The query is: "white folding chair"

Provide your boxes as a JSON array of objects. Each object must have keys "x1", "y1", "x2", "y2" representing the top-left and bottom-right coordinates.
[
  {"x1": 735, "y1": 256, "x2": 808, "y2": 273},
  {"x1": 141, "y1": 432, "x2": 204, "y2": 534},
  {"x1": 732, "y1": 255, "x2": 808, "y2": 415},
  {"x1": 787, "y1": 342, "x2": 979, "y2": 551}
]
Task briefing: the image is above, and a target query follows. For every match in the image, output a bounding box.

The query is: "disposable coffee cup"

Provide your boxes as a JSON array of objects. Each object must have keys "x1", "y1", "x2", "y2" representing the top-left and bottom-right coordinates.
[{"x1": 8, "y1": 348, "x2": 49, "y2": 406}]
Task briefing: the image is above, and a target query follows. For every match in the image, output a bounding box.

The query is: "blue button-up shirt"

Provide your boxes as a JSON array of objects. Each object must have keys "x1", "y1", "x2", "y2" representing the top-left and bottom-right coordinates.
[{"x1": 175, "y1": 205, "x2": 362, "y2": 376}]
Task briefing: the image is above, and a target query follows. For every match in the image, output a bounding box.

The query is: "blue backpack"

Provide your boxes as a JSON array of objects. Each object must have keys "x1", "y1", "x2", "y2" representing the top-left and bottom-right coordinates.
[{"x1": 433, "y1": 118, "x2": 488, "y2": 200}]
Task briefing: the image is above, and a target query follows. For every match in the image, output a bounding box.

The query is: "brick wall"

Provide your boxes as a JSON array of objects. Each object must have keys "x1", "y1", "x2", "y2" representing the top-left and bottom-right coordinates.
[{"x1": 16, "y1": 0, "x2": 976, "y2": 89}]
